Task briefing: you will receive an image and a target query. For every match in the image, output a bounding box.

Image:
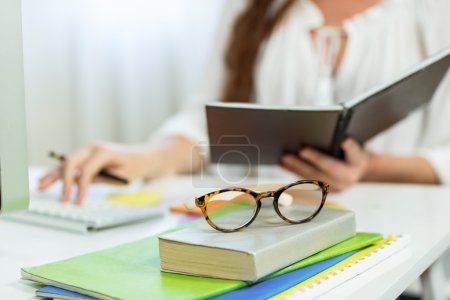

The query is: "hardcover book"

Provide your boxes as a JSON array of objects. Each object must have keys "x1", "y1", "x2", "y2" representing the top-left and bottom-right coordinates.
[{"x1": 159, "y1": 206, "x2": 356, "y2": 281}]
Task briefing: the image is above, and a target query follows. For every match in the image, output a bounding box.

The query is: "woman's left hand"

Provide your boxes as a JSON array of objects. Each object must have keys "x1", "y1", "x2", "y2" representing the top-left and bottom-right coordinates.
[{"x1": 281, "y1": 138, "x2": 371, "y2": 191}]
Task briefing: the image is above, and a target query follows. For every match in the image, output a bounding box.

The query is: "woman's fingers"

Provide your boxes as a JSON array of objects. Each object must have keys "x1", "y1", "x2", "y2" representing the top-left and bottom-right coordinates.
[
  {"x1": 62, "y1": 146, "x2": 93, "y2": 202},
  {"x1": 37, "y1": 142, "x2": 138, "y2": 204},
  {"x1": 280, "y1": 138, "x2": 370, "y2": 191},
  {"x1": 342, "y1": 138, "x2": 363, "y2": 165},
  {"x1": 299, "y1": 148, "x2": 356, "y2": 183},
  {"x1": 75, "y1": 147, "x2": 114, "y2": 204},
  {"x1": 281, "y1": 154, "x2": 346, "y2": 191},
  {"x1": 38, "y1": 168, "x2": 62, "y2": 190},
  {"x1": 282, "y1": 154, "x2": 331, "y2": 182},
  {"x1": 38, "y1": 142, "x2": 151, "y2": 204}
]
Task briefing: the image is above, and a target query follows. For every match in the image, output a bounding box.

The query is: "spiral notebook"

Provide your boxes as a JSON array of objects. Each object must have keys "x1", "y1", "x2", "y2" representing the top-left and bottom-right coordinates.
[{"x1": 270, "y1": 234, "x2": 411, "y2": 300}]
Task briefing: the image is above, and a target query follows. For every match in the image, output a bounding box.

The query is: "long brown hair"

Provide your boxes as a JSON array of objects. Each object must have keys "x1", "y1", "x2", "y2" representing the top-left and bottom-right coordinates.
[{"x1": 222, "y1": 0, "x2": 296, "y2": 102}]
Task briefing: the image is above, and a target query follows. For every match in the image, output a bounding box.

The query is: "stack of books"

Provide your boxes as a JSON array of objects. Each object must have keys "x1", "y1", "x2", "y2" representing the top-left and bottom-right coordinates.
[{"x1": 23, "y1": 206, "x2": 409, "y2": 300}]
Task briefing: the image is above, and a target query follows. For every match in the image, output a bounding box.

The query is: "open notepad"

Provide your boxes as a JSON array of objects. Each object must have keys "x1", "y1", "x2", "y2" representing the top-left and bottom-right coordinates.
[{"x1": 207, "y1": 47, "x2": 450, "y2": 163}]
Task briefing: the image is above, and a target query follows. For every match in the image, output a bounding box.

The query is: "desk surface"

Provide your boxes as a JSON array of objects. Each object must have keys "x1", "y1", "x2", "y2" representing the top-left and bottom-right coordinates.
[{"x1": 2, "y1": 174, "x2": 450, "y2": 300}]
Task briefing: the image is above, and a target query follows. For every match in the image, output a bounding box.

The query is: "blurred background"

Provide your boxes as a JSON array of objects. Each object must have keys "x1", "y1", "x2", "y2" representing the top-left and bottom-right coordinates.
[
  {"x1": 17, "y1": 1, "x2": 450, "y2": 295},
  {"x1": 23, "y1": 0, "x2": 224, "y2": 165}
]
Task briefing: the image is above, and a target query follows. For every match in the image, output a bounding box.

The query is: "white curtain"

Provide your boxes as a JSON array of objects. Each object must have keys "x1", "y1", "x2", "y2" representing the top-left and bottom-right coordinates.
[{"x1": 23, "y1": 0, "x2": 224, "y2": 165}]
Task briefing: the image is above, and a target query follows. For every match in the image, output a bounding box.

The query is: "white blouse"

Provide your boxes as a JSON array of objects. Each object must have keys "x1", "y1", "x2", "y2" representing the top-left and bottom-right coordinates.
[{"x1": 152, "y1": 0, "x2": 450, "y2": 184}]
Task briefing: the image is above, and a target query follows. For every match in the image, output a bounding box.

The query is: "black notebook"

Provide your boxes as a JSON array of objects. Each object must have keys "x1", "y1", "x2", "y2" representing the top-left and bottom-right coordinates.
[{"x1": 206, "y1": 47, "x2": 450, "y2": 164}]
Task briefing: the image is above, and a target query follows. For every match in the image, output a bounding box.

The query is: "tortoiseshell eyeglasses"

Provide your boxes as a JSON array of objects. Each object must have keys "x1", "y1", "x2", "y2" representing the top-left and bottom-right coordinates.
[{"x1": 185, "y1": 180, "x2": 330, "y2": 233}]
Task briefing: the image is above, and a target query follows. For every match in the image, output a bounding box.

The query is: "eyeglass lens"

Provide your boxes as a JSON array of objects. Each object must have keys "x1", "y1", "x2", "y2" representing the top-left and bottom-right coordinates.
[
  {"x1": 206, "y1": 191, "x2": 257, "y2": 230},
  {"x1": 276, "y1": 183, "x2": 323, "y2": 222}
]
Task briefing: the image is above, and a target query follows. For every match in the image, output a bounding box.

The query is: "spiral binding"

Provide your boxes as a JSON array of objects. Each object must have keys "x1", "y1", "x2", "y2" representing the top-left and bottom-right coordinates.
[{"x1": 271, "y1": 234, "x2": 411, "y2": 300}]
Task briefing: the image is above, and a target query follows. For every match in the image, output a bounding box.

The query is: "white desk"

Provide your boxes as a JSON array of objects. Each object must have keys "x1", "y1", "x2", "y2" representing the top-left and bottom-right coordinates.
[{"x1": 1, "y1": 175, "x2": 450, "y2": 300}]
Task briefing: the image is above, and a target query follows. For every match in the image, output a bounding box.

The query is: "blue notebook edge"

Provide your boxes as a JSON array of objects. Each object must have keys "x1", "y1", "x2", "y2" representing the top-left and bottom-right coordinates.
[
  {"x1": 36, "y1": 285, "x2": 97, "y2": 300},
  {"x1": 209, "y1": 250, "x2": 358, "y2": 300}
]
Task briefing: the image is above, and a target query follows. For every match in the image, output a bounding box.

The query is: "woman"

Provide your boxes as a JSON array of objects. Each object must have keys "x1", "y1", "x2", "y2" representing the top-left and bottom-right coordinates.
[{"x1": 39, "y1": 0, "x2": 450, "y2": 204}]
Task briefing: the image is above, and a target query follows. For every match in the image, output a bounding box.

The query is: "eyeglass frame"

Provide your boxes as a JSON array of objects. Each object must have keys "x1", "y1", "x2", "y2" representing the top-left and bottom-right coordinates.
[{"x1": 194, "y1": 180, "x2": 330, "y2": 233}]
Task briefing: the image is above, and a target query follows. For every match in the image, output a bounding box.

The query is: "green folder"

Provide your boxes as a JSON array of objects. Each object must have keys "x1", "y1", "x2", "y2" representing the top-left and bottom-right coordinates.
[{"x1": 22, "y1": 231, "x2": 382, "y2": 300}]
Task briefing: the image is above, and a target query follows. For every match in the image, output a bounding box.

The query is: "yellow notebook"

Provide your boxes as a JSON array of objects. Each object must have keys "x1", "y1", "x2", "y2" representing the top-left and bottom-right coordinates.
[{"x1": 271, "y1": 234, "x2": 411, "y2": 300}]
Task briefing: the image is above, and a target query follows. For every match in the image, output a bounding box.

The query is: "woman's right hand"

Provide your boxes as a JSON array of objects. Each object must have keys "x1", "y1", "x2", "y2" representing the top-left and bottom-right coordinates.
[
  {"x1": 38, "y1": 143, "x2": 163, "y2": 205},
  {"x1": 38, "y1": 136, "x2": 203, "y2": 205}
]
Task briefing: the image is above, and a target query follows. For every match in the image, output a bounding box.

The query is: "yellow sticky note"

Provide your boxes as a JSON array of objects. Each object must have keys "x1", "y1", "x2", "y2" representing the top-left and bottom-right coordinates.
[
  {"x1": 324, "y1": 201, "x2": 346, "y2": 210},
  {"x1": 107, "y1": 191, "x2": 163, "y2": 206}
]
